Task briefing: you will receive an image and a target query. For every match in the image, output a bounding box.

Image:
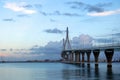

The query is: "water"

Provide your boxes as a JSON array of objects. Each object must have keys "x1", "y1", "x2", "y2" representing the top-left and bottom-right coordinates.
[{"x1": 0, "y1": 62, "x2": 120, "y2": 80}]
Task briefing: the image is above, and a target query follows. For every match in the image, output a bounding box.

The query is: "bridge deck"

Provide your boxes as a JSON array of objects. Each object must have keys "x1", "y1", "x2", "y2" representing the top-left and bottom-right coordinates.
[{"x1": 63, "y1": 45, "x2": 120, "y2": 52}]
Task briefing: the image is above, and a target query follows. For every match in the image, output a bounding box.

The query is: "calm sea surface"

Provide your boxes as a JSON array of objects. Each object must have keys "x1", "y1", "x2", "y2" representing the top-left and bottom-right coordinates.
[{"x1": 0, "y1": 62, "x2": 120, "y2": 80}]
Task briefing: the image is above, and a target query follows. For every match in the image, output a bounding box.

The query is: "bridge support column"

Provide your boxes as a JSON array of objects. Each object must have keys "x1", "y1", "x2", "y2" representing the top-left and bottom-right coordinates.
[
  {"x1": 61, "y1": 51, "x2": 68, "y2": 62},
  {"x1": 86, "y1": 50, "x2": 91, "y2": 67},
  {"x1": 65, "y1": 52, "x2": 68, "y2": 61},
  {"x1": 67, "y1": 52, "x2": 70, "y2": 61},
  {"x1": 75, "y1": 52, "x2": 78, "y2": 63},
  {"x1": 105, "y1": 49, "x2": 114, "y2": 68},
  {"x1": 81, "y1": 51, "x2": 85, "y2": 67},
  {"x1": 68, "y1": 52, "x2": 70, "y2": 61},
  {"x1": 75, "y1": 51, "x2": 80, "y2": 63},
  {"x1": 71, "y1": 52, "x2": 74, "y2": 62},
  {"x1": 93, "y1": 49, "x2": 100, "y2": 68},
  {"x1": 69, "y1": 51, "x2": 73, "y2": 62},
  {"x1": 77, "y1": 52, "x2": 80, "y2": 63}
]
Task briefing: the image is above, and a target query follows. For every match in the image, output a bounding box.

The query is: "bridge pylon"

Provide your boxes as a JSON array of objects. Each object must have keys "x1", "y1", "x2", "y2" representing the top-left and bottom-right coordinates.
[{"x1": 63, "y1": 27, "x2": 72, "y2": 50}]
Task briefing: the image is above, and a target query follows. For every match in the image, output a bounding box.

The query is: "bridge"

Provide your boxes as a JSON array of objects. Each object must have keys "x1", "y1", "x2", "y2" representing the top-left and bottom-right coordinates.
[{"x1": 61, "y1": 27, "x2": 120, "y2": 68}]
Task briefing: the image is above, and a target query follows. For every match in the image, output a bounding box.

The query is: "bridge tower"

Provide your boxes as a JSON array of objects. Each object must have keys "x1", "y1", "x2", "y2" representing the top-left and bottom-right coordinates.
[
  {"x1": 62, "y1": 27, "x2": 72, "y2": 61},
  {"x1": 63, "y1": 27, "x2": 72, "y2": 50}
]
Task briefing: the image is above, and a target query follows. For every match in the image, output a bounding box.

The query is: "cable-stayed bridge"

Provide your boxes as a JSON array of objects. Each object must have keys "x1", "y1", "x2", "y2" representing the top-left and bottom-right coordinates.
[{"x1": 61, "y1": 27, "x2": 120, "y2": 68}]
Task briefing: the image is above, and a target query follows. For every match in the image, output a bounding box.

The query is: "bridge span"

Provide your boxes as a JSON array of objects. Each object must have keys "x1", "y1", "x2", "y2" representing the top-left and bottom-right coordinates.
[{"x1": 61, "y1": 27, "x2": 120, "y2": 68}]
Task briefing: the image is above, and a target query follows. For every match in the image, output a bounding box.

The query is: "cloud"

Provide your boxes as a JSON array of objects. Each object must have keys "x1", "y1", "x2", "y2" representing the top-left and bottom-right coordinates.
[
  {"x1": 50, "y1": 19, "x2": 56, "y2": 22},
  {"x1": 104, "y1": 32, "x2": 120, "y2": 37},
  {"x1": 87, "y1": 9, "x2": 120, "y2": 16},
  {"x1": 0, "y1": 49, "x2": 7, "y2": 51},
  {"x1": 71, "y1": 34, "x2": 93, "y2": 49},
  {"x1": 22, "y1": 4, "x2": 33, "y2": 8},
  {"x1": 62, "y1": 12, "x2": 81, "y2": 16},
  {"x1": 29, "y1": 41, "x2": 63, "y2": 60},
  {"x1": 22, "y1": 3, "x2": 42, "y2": 8},
  {"x1": 112, "y1": 33, "x2": 120, "y2": 37},
  {"x1": 94, "y1": 38, "x2": 112, "y2": 43},
  {"x1": 32, "y1": 34, "x2": 93, "y2": 53},
  {"x1": 17, "y1": 14, "x2": 30, "y2": 17},
  {"x1": 66, "y1": 1, "x2": 85, "y2": 7},
  {"x1": 28, "y1": 34, "x2": 93, "y2": 60},
  {"x1": 34, "y1": 4, "x2": 42, "y2": 8},
  {"x1": 4, "y1": 2, "x2": 36, "y2": 14},
  {"x1": 96, "y1": 2, "x2": 112, "y2": 7},
  {"x1": 40, "y1": 11, "x2": 81, "y2": 17},
  {"x1": 0, "y1": 34, "x2": 96, "y2": 60},
  {"x1": 31, "y1": 43, "x2": 61, "y2": 55},
  {"x1": 92, "y1": 32, "x2": 120, "y2": 46},
  {"x1": 27, "y1": 34, "x2": 119, "y2": 60},
  {"x1": 109, "y1": 33, "x2": 120, "y2": 42},
  {"x1": 44, "y1": 28, "x2": 65, "y2": 34},
  {"x1": 66, "y1": 1, "x2": 112, "y2": 13},
  {"x1": 1, "y1": 33, "x2": 119, "y2": 61},
  {"x1": 85, "y1": 5, "x2": 104, "y2": 12},
  {"x1": 27, "y1": 34, "x2": 94, "y2": 60},
  {"x1": 3, "y1": 18, "x2": 15, "y2": 21}
]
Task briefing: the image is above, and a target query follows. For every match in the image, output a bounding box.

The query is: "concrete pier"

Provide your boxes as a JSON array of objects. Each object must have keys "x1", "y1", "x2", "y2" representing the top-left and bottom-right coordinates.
[
  {"x1": 61, "y1": 48, "x2": 116, "y2": 68},
  {"x1": 75, "y1": 51, "x2": 80, "y2": 63},
  {"x1": 70, "y1": 52, "x2": 74, "y2": 62},
  {"x1": 105, "y1": 49, "x2": 114, "y2": 68},
  {"x1": 81, "y1": 51, "x2": 85, "y2": 67},
  {"x1": 86, "y1": 50, "x2": 91, "y2": 66},
  {"x1": 93, "y1": 49, "x2": 100, "y2": 67}
]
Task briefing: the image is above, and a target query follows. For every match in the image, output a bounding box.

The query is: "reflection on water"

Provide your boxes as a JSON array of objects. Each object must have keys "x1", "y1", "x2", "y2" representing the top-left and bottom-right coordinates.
[
  {"x1": 62, "y1": 63, "x2": 120, "y2": 80},
  {"x1": 107, "y1": 67, "x2": 113, "y2": 80},
  {"x1": 87, "y1": 65, "x2": 91, "y2": 78},
  {"x1": 95, "y1": 66, "x2": 99, "y2": 79},
  {"x1": 0, "y1": 63, "x2": 120, "y2": 80}
]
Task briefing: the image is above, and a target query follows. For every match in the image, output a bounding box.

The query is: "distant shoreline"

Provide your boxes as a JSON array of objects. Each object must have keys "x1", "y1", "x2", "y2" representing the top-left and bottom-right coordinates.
[{"x1": 0, "y1": 60, "x2": 120, "y2": 63}]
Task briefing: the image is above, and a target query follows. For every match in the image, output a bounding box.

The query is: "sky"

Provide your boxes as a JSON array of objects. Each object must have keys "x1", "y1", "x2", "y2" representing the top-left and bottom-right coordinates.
[{"x1": 0, "y1": 0, "x2": 120, "y2": 61}]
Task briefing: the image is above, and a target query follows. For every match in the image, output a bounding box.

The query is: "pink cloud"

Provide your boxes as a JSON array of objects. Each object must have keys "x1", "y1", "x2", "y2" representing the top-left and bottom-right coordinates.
[{"x1": 4, "y1": 2, "x2": 36, "y2": 14}]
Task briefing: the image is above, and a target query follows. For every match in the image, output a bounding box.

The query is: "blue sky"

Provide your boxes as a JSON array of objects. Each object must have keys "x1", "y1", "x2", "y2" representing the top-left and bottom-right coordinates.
[{"x1": 0, "y1": 0, "x2": 120, "y2": 60}]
